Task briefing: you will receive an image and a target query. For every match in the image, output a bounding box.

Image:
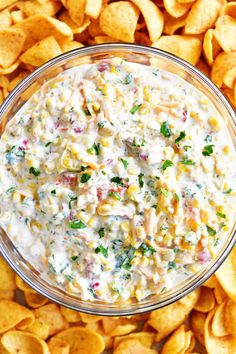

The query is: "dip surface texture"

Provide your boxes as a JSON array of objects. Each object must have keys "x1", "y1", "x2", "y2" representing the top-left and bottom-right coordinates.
[{"x1": 0, "y1": 58, "x2": 235, "y2": 302}]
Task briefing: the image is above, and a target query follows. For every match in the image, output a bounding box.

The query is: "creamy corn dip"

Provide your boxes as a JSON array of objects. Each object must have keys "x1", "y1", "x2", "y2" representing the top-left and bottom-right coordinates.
[{"x1": 0, "y1": 58, "x2": 235, "y2": 302}]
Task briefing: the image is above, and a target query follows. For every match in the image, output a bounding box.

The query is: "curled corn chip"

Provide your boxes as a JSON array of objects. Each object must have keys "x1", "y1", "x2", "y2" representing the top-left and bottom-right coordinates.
[
  {"x1": 8, "y1": 71, "x2": 28, "y2": 92},
  {"x1": 205, "y1": 309, "x2": 236, "y2": 354},
  {"x1": 79, "y1": 313, "x2": 103, "y2": 323},
  {"x1": 211, "y1": 52, "x2": 236, "y2": 88},
  {"x1": 25, "y1": 318, "x2": 50, "y2": 340},
  {"x1": 190, "y1": 310, "x2": 206, "y2": 346},
  {"x1": 85, "y1": 0, "x2": 102, "y2": 19},
  {"x1": 16, "y1": 275, "x2": 34, "y2": 293},
  {"x1": 11, "y1": 10, "x2": 25, "y2": 24},
  {"x1": 102, "y1": 317, "x2": 137, "y2": 337},
  {"x1": 88, "y1": 18, "x2": 104, "y2": 37},
  {"x1": 0, "y1": 300, "x2": 34, "y2": 333},
  {"x1": 85, "y1": 321, "x2": 113, "y2": 350},
  {"x1": 0, "y1": 0, "x2": 16, "y2": 10},
  {"x1": 161, "y1": 324, "x2": 194, "y2": 354},
  {"x1": 163, "y1": 10, "x2": 187, "y2": 35},
  {"x1": 214, "y1": 15, "x2": 236, "y2": 52},
  {"x1": 59, "y1": 39, "x2": 83, "y2": 52},
  {"x1": 64, "y1": 0, "x2": 86, "y2": 26},
  {"x1": 203, "y1": 274, "x2": 219, "y2": 288},
  {"x1": 59, "y1": 11, "x2": 90, "y2": 34},
  {"x1": 152, "y1": 35, "x2": 202, "y2": 65},
  {"x1": 60, "y1": 307, "x2": 81, "y2": 322},
  {"x1": 223, "y1": 67, "x2": 236, "y2": 89},
  {"x1": 196, "y1": 59, "x2": 210, "y2": 77},
  {"x1": 0, "y1": 9, "x2": 12, "y2": 29},
  {"x1": 0, "y1": 289, "x2": 15, "y2": 300},
  {"x1": 203, "y1": 29, "x2": 221, "y2": 66},
  {"x1": 216, "y1": 245, "x2": 236, "y2": 301},
  {"x1": 113, "y1": 332, "x2": 155, "y2": 349},
  {"x1": 185, "y1": 0, "x2": 225, "y2": 34},
  {"x1": 0, "y1": 28, "x2": 25, "y2": 68},
  {"x1": 20, "y1": 36, "x2": 62, "y2": 67},
  {"x1": 147, "y1": 289, "x2": 200, "y2": 341},
  {"x1": 18, "y1": 0, "x2": 61, "y2": 17},
  {"x1": 0, "y1": 256, "x2": 15, "y2": 291},
  {"x1": 220, "y1": 2, "x2": 236, "y2": 18},
  {"x1": 224, "y1": 298, "x2": 236, "y2": 336},
  {"x1": 1, "y1": 330, "x2": 50, "y2": 354},
  {"x1": 99, "y1": 1, "x2": 139, "y2": 42},
  {"x1": 113, "y1": 339, "x2": 157, "y2": 354},
  {"x1": 56, "y1": 327, "x2": 105, "y2": 354},
  {"x1": 34, "y1": 304, "x2": 68, "y2": 336},
  {"x1": 211, "y1": 300, "x2": 230, "y2": 337},
  {"x1": 48, "y1": 337, "x2": 70, "y2": 354},
  {"x1": 130, "y1": 0, "x2": 164, "y2": 42},
  {"x1": 193, "y1": 287, "x2": 216, "y2": 312},
  {"x1": 164, "y1": 0, "x2": 192, "y2": 18},
  {"x1": 24, "y1": 291, "x2": 49, "y2": 308}
]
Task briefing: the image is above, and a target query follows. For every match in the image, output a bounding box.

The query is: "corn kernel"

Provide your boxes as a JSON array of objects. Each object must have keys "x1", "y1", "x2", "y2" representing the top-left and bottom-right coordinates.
[
  {"x1": 191, "y1": 198, "x2": 199, "y2": 208},
  {"x1": 100, "y1": 137, "x2": 110, "y2": 147},
  {"x1": 141, "y1": 256, "x2": 149, "y2": 266},
  {"x1": 110, "y1": 66, "x2": 117, "y2": 73},
  {"x1": 209, "y1": 199, "x2": 215, "y2": 206},
  {"x1": 127, "y1": 184, "x2": 139, "y2": 198},
  {"x1": 223, "y1": 145, "x2": 230, "y2": 154},
  {"x1": 92, "y1": 102, "x2": 100, "y2": 112},
  {"x1": 208, "y1": 116, "x2": 221, "y2": 132},
  {"x1": 12, "y1": 192, "x2": 21, "y2": 203},
  {"x1": 136, "y1": 226, "x2": 146, "y2": 240},
  {"x1": 120, "y1": 221, "x2": 131, "y2": 232},
  {"x1": 88, "y1": 217, "x2": 95, "y2": 227}
]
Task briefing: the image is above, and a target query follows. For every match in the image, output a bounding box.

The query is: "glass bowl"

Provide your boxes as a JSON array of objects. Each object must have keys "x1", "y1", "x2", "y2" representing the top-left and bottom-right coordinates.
[{"x1": 0, "y1": 43, "x2": 235, "y2": 316}]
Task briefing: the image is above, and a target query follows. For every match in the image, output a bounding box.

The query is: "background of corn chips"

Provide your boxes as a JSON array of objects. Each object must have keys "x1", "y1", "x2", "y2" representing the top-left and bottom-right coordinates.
[{"x1": 0, "y1": 0, "x2": 236, "y2": 353}]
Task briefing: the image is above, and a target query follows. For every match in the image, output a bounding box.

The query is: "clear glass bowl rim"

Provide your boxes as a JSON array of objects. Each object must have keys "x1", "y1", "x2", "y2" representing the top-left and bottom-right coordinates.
[{"x1": 0, "y1": 43, "x2": 235, "y2": 316}]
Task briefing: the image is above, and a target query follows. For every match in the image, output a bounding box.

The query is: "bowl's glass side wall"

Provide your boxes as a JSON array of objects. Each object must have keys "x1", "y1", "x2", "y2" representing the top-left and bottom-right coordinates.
[{"x1": 0, "y1": 44, "x2": 235, "y2": 315}]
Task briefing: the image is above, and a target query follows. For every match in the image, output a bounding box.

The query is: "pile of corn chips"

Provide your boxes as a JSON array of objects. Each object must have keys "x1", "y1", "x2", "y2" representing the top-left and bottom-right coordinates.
[
  {"x1": 0, "y1": 247, "x2": 236, "y2": 353},
  {"x1": 0, "y1": 0, "x2": 235, "y2": 110},
  {"x1": 0, "y1": 0, "x2": 236, "y2": 353}
]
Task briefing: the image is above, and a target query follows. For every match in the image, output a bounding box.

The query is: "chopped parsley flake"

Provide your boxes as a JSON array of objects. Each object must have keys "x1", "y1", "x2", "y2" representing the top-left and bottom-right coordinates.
[
  {"x1": 175, "y1": 131, "x2": 186, "y2": 144},
  {"x1": 216, "y1": 212, "x2": 226, "y2": 219},
  {"x1": 138, "y1": 173, "x2": 144, "y2": 188},
  {"x1": 160, "y1": 188, "x2": 169, "y2": 197},
  {"x1": 51, "y1": 189, "x2": 56, "y2": 195},
  {"x1": 80, "y1": 173, "x2": 91, "y2": 183},
  {"x1": 206, "y1": 225, "x2": 216, "y2": 236},
  {"x1": 139, "y1": 243, "x2": 156, "y2": 255},
  {"x1": 98, "y1": 228, "x2": 105, "y2": 239},
  {"x1": 68, "y1": 194, "x2": 77, "y2": 209},
  {"x1": 71, "y1": 255, "x2": 78, "y2": 261},
  {"x1": 87, "y1": 142, "x2": 100, "y2": 155},
  {"x1": 6, "y1": 186, "x2": 16, "y2": 193},
  {"x1": 29, "y1": 166, "x2": 40, "y2": 176},
  {"x1": 202, "y1": 144, "x2": 214, "y2": 156},
  {"x1": 162, "y1": 159, "x2": 174, "y2": 171},
  {"x1": 168, "y1": 261, "x2": 176, "y2": 270},
  {"x1": 111, "y1": 176, "x2": 124, "y2": 186},
  {"x1": 69, "y1": 219, "x2": 86, "y2": 229},
  {"x1": 223, "y1": 188, "x2": 233, "y2": 194},
  {"x1": 97, "y1": 121, "x2": 105, "y2": 128},
  {"x1": 205, "y1": 134, "x2": 212, "y2": 143},
  {"x1": 174, "y1": 193, "x2": 180, "y2": 202},
  {"x1": 121, "y1": 158, "x2": 128, "y2": 170},
  {"x1": 95, "y1": 245, "x2": 108, "y2": 258},
  {"x1": 160, "y1": 121, "x2": 172, "y2": 138},
  {"x1": 130, "y1": 103, "x2": 142, "y2": 114},
  {"x1": 180, "y1": 158, "x2": 195, "y2": 166},
  {"x1": 124, "y1": 73, "x2": 133, "y2": 85},
  {"x1": 109, "y1": 191, "x2": 121, "y2": 200}
]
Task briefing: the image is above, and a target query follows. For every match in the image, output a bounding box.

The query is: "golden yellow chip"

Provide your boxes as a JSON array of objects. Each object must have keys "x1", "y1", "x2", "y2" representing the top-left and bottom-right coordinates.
[
  {"x1": 211, "y1": 300, "x2": 230, "y2": 337},
  {"x1": 214, "y1": 282, "x2": 227, "y2": 305},
  {"x1": 24, "y1": 318, "x2": 50, "y2": 340},
  {"x1": 8, "y1": 71, "x2": 28, "y2": 91},
  {"x1": 0, "y1": 0, "x2": 15, "y2": 10},
  {"x1": 130, "y1": 0, "x2": 164, "y2": 42},
  {"x1": 16, "y1": 275, "x2": 34, "y2": 292},
  {"x1": 0, "y1": 256, "x2": 15, "y2": 291},
  {"x1": 102, "y1": 317, "x2": 137, "y2": 337},
  {"x1": 88, "y1": 18, "x2": 104, "y2": 37},
  {"x1": 152, "y1": 35, "x2": 202, "y2": 65},
  {"x1": 0, "y1": 289, "x2": 14, "y2": 300},
  {"x1": 113, "y1": 332, "x2": 155, "y2": 349},
  {"x1": 64, "y1": 0, "x2": 86, "y2": 26},
  {"x1": 0, "y1": 28, "x2": 25, "y2": 68},
  {"x1": 223, "y1": 67, "x2": 236, "y2": 89},
  {"x1": 224, "y1": 298, "x2": 236, "y2": 336},
  {"x1": 216, "y1": 245, "x2": 236, "y2": 301},
  {"x1": 164, "y1": 0, "x2": 192, "y2": 18},
  {"x1": 18, "y1": 0, "x2": 61, "y2": 17},
  {"x1": 85, "y1": 0, "x2": 102, "y2": 19},
  {"x1": 205, "y1": 309, "x2": 236, "y2": 354},
  {"x1": 211, "y1": 52, "x2": 236, "y2": 88},
  {"x1": 203, "y1": 29, "x2": 221, "y2": 66},
  {"x1": 24, "y1": 291, "x2": 49, "y2": 308},
  {"x1": 11, "y1": 10, "x2": 25, "y2": 24},
  {"x1": 56, "y1": 327, "x2": 105, "y2": 354},
  {"x1": 190, "y1": 310, "x2": 206, "y2": 346},
  {"x1": 99, "y1": 1, "x2": 139, "y2": 42},
  {"x1": 79, "y1": 313, "x2": 103, "y2": 323},
  {"x1": 48, "y1": 337, "x2": 70, "y2": 354},
  {"x1": 193, "y1": 287, "x2": 215, "y2": 312},
  {"x1": 60, "y1": 306, "x2": 81, "y2": 323},
  {"x1": 161, "y1": 324, "x2": 194, "y2": 354},
  {"x1": 203, "y1": 274, "x2": 219, "y2": 288},
  {"x1": 163, "y1": 10, "x2": 187, "y2": 35},
  {"x1": 196, "y1": 58, "x2": 210, "y2": 77},
  {"x1": 0, "y1": 300, "x2": 34, "y2": 333},
  {"x1": 147, "y1": 288, "x2": 200, "y2": 341},
  {"x1": 113, "y1": 339, "x2": 157, "y2": 354},
  {"x1": 214, "y1": 15, "x2": 236, "y2": 52},
  {"x1": 59, "y1": 40, "x2": 83, "y2": 52},
  {"x1": 58, "y1": 11, "x2": 90, "y2": 34},
  {"x1": 185, "y1": 0, "x2": 225, "y2": 34},
  {"x1": 1, "y1": 330, "x2": 50, "y2": 354},
  {"x1": 34, "y1": 304, "x2": 68, "y2": 336},
  {"x1": 220, "y1": 2, "x2": 236, "y2": 17},
  {"x1": 0, "y1": 9, "x2": 12, "y2": 29},
  {"x1": 14, "y1": 15, "x2": 73, "y2": 49},
  {"x1": 93, "y1": 35, "x2": 117, "y2": 44},
  {"x1": 20, "y1": 36, "x2": 62, "y2": 67},
  {"x1": 85, "y1": 321, "x2": 113, "y2": 350}
]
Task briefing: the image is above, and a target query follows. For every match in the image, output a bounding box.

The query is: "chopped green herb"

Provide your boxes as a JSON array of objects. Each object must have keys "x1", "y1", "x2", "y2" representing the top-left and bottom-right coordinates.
[
  {"x1": 80, "y1": 173, "x2": 91, "y2": 183},
  {"x1": 108, "y1": 191, "x2": 121, "y2": 200},
  {"x1": 124, "y1": 73, "x2": 133, "y2": 85},
  {"x1": 45, "y1": 142, "x2": 52, "y2": 147},
  {"x1": 98, "y1": 228, "x2": 105, "y2": 239},
  {"x1": 216, "y1": 212, "x2": 226, "y2": 219},
  {"x1": 71, "y1": 255, "x2": 78, "y2": 261},
  {"x1": 123, "y1": 273, "x2": 131, "y2": 280},
  {"x1": 95, "y1": 245, "x2": 108, "y2": 258},
  {"x1": 121, "y1": 158, "x2": 128, "y2": 170},
  {"x1": 202, "y1": 144, "x2": 214, "y2": 156},
  {"x1": 183, "y1": 145, "x2": 192, "y2": 151},
  {"x1": 180, "y1": 158, "x2": 195, "y2": 166},
  {"x1": 69, "y1": 219, "x2": 86, "y2": 229},
  {"x1": 139, "y1": 243, "x2": 156, "y2": 255},
  {"x1": 160, "y1": 121, "x2": 172, "y2": 138},
  {"x1": 162, "y1": 159, "x2": 174, "y2": 171},
  {"x1": 113, "y1": 287, "x2": 121, "y2": 295},
  {"x1": 6, "y1": 186, "x2": 16, "y2": 193},
  {"x1": 97, "y1": 121, "x2": 105, "y2": 128},
  {"x1": 15, "y1": 149, "x2": 25, "y2": 157},
  {"x1": 68, "y1": 194, "x2": 77, "y2": 209},
  {"x1": 175, "y1": 131, "x2": 186, "y2": 144},
  {"x1": 83, "y1": 107, "x2": 91, "y2": 116},
  {"x1": 223, "y1": 188, "x2": 233, "y2": 194},
  {"x1": 204, "y1": 134, "x2": 212, "y2": 143},
  {"x1": 88, "y1": 288, "x2": 96, "y2": 297},
  {"x1": 29, "y1": 166, "x2": 40, "y2": 176},
  {"x1": 87, "y1": 142, "x2": 100, "y2": 155},
  {"x1": 51, "y1": 189, "x2": 56, "y2": 195},
  {"x1": 110, "y1": 176, "x2": 124, "y2": 186},
  {"x1": 160, "y1": 286, "x2": 167, "y2": 293},
  {"x1": 174, "y1": 193, "x2": 180, "y2": 202},
  {"x1": 206, "y1": 225, "x2": 216, "y2": 236},
  {"x1": 168, "y1": 261, "x2": 176, "y2": 270},
  {"x1": 213, "y1": 237, "x2": 219, "y2": 247},
  {"x1": 130, "y1": 103, "x2": 142, "y2": 115},
  {"x1": 138, "y1": 173, "x2": 144, "y2": 188},
  {"x1": 160, "y1": 188, "x2": 169, "y2": 197},
  {"x1": 101, "y1": 170, "x2": 106, "y2": 175}
]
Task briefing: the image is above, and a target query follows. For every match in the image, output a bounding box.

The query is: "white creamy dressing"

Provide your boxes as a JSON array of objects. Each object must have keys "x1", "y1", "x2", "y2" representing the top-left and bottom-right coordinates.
[{"x1": 0, "y1": 58, "x2": 235, "y2": 302}]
